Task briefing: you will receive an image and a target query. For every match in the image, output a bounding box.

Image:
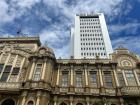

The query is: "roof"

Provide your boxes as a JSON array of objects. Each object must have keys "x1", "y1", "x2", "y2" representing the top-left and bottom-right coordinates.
[{"x1": 0, "y1": 36, "x2": 41, "y2": 46}]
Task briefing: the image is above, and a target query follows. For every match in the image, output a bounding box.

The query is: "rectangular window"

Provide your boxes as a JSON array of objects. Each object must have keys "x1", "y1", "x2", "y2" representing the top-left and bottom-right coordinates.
[
  {"x1": 61, "y1": 72, "x2": 68, "y2": 87},
  {"x1": 0, "y1": 73, "x2": 9, "y2": 82},
  {"x1": 137, "y1": 73, "x2": 140, "y2": 82},
  {"x1": 33, "y1": 64, "x2": 42, "y2": 81},
  {"x1": 12, "y1": 68, "x2": 20, "y2": 74},
  {"x1": 125, "y1": 70, "x2": 136, "y2": 86},
  {"x1": 76, "y1": 72, "x2": 83, "y2": 87},
  {"x1": 4, "y1": 66, "x2": 12, "y2": 72},
  {"x1": 90, "y1": 71, "x2": 97, "y2": 87},
  {"x1": 117, "y1": 73, "x2": 125, "y2": 86},
  {"x1": 0, "y1": 64, "x2": 4, "y2": 73},
  {"x1": 104, "y1": 71, "x2": 113, "y2": 88}
]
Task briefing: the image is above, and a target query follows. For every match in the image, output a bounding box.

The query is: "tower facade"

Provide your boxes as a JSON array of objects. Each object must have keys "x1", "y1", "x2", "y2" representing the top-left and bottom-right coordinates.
[{"x1": 71, "y1": 13, "x2": 113, "y2": 59}]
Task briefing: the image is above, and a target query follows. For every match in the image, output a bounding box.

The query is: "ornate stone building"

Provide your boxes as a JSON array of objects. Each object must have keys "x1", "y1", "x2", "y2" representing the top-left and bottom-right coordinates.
[{"x1": 0, "y1": 37, "x2": 140, "y2": 105}]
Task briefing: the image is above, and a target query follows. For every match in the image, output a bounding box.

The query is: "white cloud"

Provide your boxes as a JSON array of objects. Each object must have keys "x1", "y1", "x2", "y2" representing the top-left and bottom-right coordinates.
[
  {"x1": 112, "y1": 36, "x2": 140, "y2": 55},
  {"x1": 0, "y1": 0, "x2": 137, "y2": 58},
  {"x1": 0, "y1": 0, "x2": 41, "y2": 23},
  {"x1": 39, "y1": 23, "x2": 70, "y2": 58},
  {"x1": 109, "y1": 22, "x2": 140, "y2": 35}
]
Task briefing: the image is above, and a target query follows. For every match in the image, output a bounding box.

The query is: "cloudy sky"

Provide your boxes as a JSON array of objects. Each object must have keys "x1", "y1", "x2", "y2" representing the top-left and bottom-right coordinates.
[{"x1": 0, "y1": 0, "x2": 140, "y2": 58}]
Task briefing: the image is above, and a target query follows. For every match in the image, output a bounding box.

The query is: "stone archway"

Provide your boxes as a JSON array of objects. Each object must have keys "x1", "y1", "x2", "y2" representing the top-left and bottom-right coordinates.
[
  {"x1": 60, "y1": 102, "x2": 67, "y2": 105},
  {"x1": 27, "y1": 101, "x2": 34, "y2": 105},
  {"x1": 1, "y1": 99, "x2": 15, "y2": 105},
  {"x1": 76, "y1": 103, "x2": 83, "y2": 105}
]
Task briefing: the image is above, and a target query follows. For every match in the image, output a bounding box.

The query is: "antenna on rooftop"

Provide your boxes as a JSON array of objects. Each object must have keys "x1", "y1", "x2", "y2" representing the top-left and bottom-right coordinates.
[
  {"x1": 117, "y1": 42, "x2": 126, "y2": 49},
  {"x1": 17, "y1": 28, "x2": 22, "y2": 35},
  {"x1": 16, "y1": 26, "x2": 28, "y2": 37}
]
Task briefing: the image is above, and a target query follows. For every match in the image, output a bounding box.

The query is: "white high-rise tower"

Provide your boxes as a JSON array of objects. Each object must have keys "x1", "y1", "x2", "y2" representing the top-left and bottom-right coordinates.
[{"x1": 71, "y1": 13, "x2": 113, "y2": 59}]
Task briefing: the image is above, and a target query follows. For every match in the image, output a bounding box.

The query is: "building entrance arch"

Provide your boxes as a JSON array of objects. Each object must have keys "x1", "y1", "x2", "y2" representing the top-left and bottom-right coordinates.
[{"x1": 1, "y1": 99, "x2": 15, "y2": 105}]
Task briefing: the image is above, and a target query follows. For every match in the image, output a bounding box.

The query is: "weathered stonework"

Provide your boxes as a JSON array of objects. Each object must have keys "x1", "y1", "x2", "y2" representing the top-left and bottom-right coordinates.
[{"x1": 0, "y1": 37, "x2": 140, "y2": 105}]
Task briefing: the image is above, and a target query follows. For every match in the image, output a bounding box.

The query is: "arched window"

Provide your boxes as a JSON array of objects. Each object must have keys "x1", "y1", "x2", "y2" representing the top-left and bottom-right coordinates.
[
  {"x1": 1, "y1": 99, "x2": 15, "y2": 105},
  {"x1": 27, "y1": 101, "x2": 34, "y2": 105},
  {"x1": 59, "y1": 102, "x2": 67, "y2": 105}
]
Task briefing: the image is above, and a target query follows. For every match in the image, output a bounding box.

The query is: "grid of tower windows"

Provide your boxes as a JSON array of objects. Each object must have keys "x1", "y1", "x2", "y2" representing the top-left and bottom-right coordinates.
[{"x1": 79, "y1": 17, "x2": 106, "y2": 58}]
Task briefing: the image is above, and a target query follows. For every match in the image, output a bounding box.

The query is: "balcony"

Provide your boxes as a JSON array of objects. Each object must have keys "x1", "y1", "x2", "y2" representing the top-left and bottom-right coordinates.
[
  {"x1": 105, "y1": 88, "x2": 116, "y2": 96},
  {"x1": 60, "y1": 87, "x2": 69, "y2": 92},
  {"x1": 75, "y1": 87, "x2": 84, "y2": 93},
  {"x1": 90, "y1": 88, "x2": 100, "y2": 95},
  {"x1": 0, "y1": 82, "x2": 20, "y2": 91},
  {"x1": 121, "y1": 86, "x2": 140, "y2": 96}
]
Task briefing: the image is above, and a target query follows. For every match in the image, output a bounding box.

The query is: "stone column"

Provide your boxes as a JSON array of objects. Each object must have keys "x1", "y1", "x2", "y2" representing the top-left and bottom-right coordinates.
[
  {"x1": 86, "y1": 97, "x2": 90, "y2": 105},
  {"x1": 54, "y1": 96, "x2": 57, "y2": 105},
  {"x1": 122, "y1": 70, "x2": 128, "y2": 86},
  {"x1": 28, "y1": 59, "x2": 36, "y2": 80},
  {"x1": 41, "y1": 59, "x2": 47, "y2": 80},
  {"x1": 119, "y1": 98, "x2": 124, "y2": 105},
  {"x1": 70, "y1": 96, "x2": 73, "y2": 105},
  {"x1": 133, "y1": 70, "x2": 140, "y2": 86},
  {"x1": 54, "y1": 101, "x2": 57, "y2": 105},
  {"x1": 112, "y1": 66, "x2": 119, "y2": 87},
  {"x1": 56, "y1": 66, "x2": 60, "y2": 86},
  {"x1": 84, "y1": 65, "x2": 88, "y2": 86},
  {"x1": 98, "y1": 66, "x2": 103, "y2": 87},
  {"x1": 21, "y1": 91, "x2": 27, "y2": 105},
  {"x1": 36, "y1": 91, "x2": 41, "y2": 105},
  {"x1": 70, "y1": 65, "x2": 74, "y2": 86}
]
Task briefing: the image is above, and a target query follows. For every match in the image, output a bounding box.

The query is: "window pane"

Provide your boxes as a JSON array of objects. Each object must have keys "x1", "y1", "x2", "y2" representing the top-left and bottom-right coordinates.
[
  {"x1": 33, "y1": 64, "x2": 42, "y2": 81},
  {"x1": 61, "y1": 73, "x2": 68, "y2": 87},
  {"x1": 12, "y1": 68, "x2": 20, "y2": 74},
  {"x1": 125, "y1": 70, "x2": 136, "y2": 86},
  {"x1": 76, "y1": 73, "x2": 82, "y2": 87},
  {"x1": 137, "y1": 73, "x2": 140, "y2": 82},
  {"x1": 4, "y1": 66, "x2": 12, "y2": 72},
  {"x1": 90, "y1": 71, "x2": 97, "y2": 87},
  {"x1": 117, "y1": 73, "x2": 125, "y2": 86},
  {"x1": 0, "y1": 73, "x2": 9, "y2": 82},
  {"x1": 104, "y1": 72, "x2": 113, "y2": 87},
  {"x1": 0, "y1": 64, "x2": 4, "y2": 73}
]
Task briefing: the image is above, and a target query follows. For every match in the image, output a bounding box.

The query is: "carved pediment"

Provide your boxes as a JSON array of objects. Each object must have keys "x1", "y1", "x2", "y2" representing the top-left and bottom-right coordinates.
[{"x1": 115, "y1": 54, "x2": 138, "y2": 68}]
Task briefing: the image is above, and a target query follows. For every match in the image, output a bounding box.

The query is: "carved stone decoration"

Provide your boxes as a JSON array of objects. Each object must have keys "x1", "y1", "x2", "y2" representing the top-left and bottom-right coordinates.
[
  {"x1": 2, "y1": 45, "x2": 13, "y2": 53},
  {"x1": 39, "y1": 48, "x2": 46, "y2": 55},
  {"x1": 121, "y1": 60, "x2": 132, "y2": 67},
  {"x1": 117, "y1": 55, "x2": 137, "y2": 67}
]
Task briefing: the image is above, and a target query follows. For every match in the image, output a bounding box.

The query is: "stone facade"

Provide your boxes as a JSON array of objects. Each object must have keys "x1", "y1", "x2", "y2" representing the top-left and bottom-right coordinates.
[{"x1": 0, "y1": 37, "x2": 140, "y2": 105}]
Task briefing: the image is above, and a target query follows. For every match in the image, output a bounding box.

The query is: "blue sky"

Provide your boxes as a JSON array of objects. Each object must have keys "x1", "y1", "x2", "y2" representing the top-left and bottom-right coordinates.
[{"x1": 0, "y1": 0, "x2": 140, "y2": 58}]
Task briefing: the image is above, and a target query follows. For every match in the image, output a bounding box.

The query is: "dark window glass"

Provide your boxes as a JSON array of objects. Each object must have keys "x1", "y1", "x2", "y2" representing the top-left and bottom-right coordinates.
[
  {"x1": 90, "y1": 71, "x2": 97, "y2": 87},
  {"x1": 138, "y1": 73, "x2": 140, "y2": 82},
  {"x1": 61, "y1": 72, "x2": 68, "y2": 87},
  {"x1": 12, "y1": 68, "x2": 20, "y2": 74},
  {"x1": 118, "y1": 73, "x2": 125, "y2": 86},
  {"x1": 0, "y1": 73, "x2": 9, "y2": 82},
  {"x1": 104, "y1": 72, "x2": 113, "y2": 87},
  {"x1": 76, "y1": 72, "x2": 82, "y2": 87},
  {"x1": 0, "y1": 64, "x2": 4, "y2": 73},
  {"x1": 4, "y1": 66, "x2": 12, "y2": 72},
  {"x1": 33, "y1": 64, "x2": 42, "y2": 81},
  {"x1": 125, "y1": 70, "x2": 136, "y2": 86}
]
